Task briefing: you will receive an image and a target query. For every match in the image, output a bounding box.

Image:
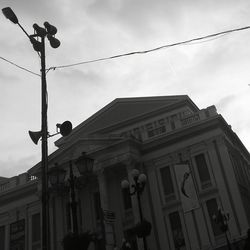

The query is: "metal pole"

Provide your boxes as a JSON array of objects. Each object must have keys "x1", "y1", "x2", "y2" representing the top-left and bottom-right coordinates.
[
  {"x1": 41, "y1": 36, "x2": 50, "y2": 250},
  {"x1": 225, "y1": 231, "x2": 232, "y2": 250},
  {"x1": 136, "y1": 185, "x2": 148, "y2": 250},
  {"x1": 137, "y1": 191, "x2": 143, "y2": 222},
  {"x1": 69, "y1": 161, "x2": 79, "y2": 235}
]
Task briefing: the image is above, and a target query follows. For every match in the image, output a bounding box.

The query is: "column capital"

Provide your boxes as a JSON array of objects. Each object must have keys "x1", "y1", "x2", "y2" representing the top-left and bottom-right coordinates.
[
  {"x1": 123, "y1": 157, "x2": 140, "y2": 170},
  {"x1": 214, "y1": 135, "x2": 226, "y2": 146},
  {"x1": 94, "y1": 164, "x2": 105, "y2": 177}
]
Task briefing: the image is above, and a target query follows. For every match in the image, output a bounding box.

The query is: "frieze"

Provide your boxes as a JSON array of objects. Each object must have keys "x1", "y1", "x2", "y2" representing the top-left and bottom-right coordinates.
[
  {"x1": 117, "y1": 107, "x2": 203, "y2": 142},
  {"x1": 94, "y1": 153, "x2": 141, "y2": 171},
  {"x1": 116, "y1": 106, "x2": 217, "y2": 143}
]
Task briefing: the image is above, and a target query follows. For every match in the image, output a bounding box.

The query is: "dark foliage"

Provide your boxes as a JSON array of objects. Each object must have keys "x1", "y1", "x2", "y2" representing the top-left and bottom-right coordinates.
[{"x1": 62, "y1": 232, "x2": 92, "y2": 250}]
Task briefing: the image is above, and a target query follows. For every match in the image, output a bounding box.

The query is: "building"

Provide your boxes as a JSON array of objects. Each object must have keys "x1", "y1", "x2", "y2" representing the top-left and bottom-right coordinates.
[{"x1": 0, "y1": 95, "x2": 250, "y2": 250}]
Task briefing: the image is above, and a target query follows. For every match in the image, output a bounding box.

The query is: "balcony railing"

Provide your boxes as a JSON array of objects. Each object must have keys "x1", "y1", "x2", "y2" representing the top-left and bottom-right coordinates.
[{"x1": 0, "y1": 173, "x2": 37, "y2": 194}]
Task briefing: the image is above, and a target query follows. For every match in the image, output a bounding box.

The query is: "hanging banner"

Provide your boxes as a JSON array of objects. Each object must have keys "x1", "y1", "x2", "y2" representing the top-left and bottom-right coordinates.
[{"x1": 174, "y1": 164, "x2": 199, "y2": 212}]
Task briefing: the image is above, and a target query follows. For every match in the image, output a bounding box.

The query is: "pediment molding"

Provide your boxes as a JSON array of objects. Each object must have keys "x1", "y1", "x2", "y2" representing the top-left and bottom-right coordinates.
[{"x1": 55, "y1": 96, "x2": 198, "y2": 147}]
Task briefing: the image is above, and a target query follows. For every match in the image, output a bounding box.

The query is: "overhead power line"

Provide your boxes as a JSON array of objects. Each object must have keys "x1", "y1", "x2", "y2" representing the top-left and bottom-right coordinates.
[
  {"x1": 0, "y1": 56, "x2": 40, "y2": 77},
  {"x1": 1, "y1": 26, "x2": 250, "y2": 76},
  {"x1": 48, "y1": 25, "x2": 250, "y2": 71}
]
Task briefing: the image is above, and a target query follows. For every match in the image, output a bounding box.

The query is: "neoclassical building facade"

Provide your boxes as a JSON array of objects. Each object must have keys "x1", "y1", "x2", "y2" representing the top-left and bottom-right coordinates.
[{"x1": 0, "y1": 95, "x2": 250, "y2": 250}]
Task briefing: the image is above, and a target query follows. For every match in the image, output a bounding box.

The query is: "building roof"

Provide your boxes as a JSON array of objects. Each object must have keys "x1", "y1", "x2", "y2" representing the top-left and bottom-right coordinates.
[{"x1": 55, "y1": 95, "x2": 199, "y2": 147}]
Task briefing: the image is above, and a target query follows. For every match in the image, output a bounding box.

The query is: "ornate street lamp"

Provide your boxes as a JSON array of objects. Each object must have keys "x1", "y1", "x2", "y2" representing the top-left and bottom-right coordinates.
[
  {"x1": 75, "y1": 152, "x2": 95, "y2": 175},
  {"x1": 48, "y1": 153, "x2": 94, "y2": 235},
  {"x1": 213, "y1": 207, "x2": 231, "y2": 250},
  {"x1": 121, "y1": 169, "x2": 151, "y2": 250},
  {"x1": 48, "y1": 163, "x2": 67, "y2": 189}
]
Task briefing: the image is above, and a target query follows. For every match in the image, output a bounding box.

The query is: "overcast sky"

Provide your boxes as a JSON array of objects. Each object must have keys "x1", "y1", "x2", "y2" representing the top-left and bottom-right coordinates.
[{"x1": 1, "y1": 0, "x2": 250, "y2": 177}]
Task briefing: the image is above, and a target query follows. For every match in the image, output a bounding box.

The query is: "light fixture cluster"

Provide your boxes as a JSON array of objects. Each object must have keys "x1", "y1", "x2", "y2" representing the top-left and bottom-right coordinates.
[
  {"x1": 121, "y1": 168, "x2": 151, "y2": 250},
  {"x1": 2, "y1": 7, "x2": 60, "y2": 52},
  {"x1": 30, "y1": 22, "x2": 60, "y2": 51},
  {"x1": 121, "y1": 168, "x2": 147, "y2": 195}
]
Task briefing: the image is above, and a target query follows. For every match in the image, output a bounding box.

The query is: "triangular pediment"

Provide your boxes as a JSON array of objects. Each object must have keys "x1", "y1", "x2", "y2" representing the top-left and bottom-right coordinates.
[{"x1": 55, "y1": 95, "x2": 198, "y2": 147}]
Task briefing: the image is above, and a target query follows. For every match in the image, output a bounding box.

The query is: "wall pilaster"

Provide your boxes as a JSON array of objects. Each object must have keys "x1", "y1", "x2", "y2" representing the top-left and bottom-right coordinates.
[{"x1": 97, "y1": 168, "x2": 115, "y2": 250}]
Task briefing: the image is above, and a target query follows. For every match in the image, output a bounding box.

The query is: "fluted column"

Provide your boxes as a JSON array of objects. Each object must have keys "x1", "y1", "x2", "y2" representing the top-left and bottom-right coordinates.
[{"x1": 97, "y1": 168, "x2": 115, "y2": 250}]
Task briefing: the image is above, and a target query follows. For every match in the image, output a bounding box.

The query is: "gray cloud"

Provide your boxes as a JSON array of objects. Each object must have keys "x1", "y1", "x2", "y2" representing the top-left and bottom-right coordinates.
[
  {"x1": 215, "y1": 94, "x2": 236, "y2": 111},
  {"x1": 0, "y1": 154, "x2": 39, "y2": 178}
]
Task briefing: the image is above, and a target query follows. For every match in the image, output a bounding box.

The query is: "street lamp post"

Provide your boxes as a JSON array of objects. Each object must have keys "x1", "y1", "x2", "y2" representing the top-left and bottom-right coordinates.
[
  {"x1": 68, "y1": 160, "x2": 79, "y2": 234},
  {"x1": 121, "y1": 169, "x2": 151, "y2": 250},
  {"x1": 213, "y1": 207, "x2": 232, "y2": 250},
  {"x1": 48, "y1": 153, "x2": 94, "y2": 235},
  {"x1": 2, "y1": 7, "x2": 61, "y2": 250}
]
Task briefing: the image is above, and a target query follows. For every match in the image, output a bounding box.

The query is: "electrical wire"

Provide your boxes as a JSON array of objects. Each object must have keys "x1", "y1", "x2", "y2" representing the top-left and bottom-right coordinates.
[
  {"x1": 1, "y1": 26, "x2": 250, "y2": 76},
  {"x1": 47, "y1": 25, "x2": 250, "y2": 71},
  {"x1": 0, "y1": 56, "x2": 40, "y2": 77},
  {"x1": 180, "y1": 33, "x2": 230, "y2": 46}
]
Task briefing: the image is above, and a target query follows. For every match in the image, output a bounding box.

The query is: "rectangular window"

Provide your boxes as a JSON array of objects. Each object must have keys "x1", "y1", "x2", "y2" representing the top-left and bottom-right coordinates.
[
  {"x1": 32, "y1": 213, "x2": 41, "y2": 250},
  {"x1": 195, "y1": 153, "x2": 211, "y2": 188},
  {"x1": 206, "y1": 199, "x2": 222, "y2": 236},
  {"x1": 32, "y1": 213, "x2": 40, "y2": 242},
  {"x1": 160, "y1": 166, "x2": 175, "y2": 201},
  {"x1": 10, "y1": 219, "x2": 25, "y2": 250},
  {"x1": 0, "y1": 225, "x2": 5, "y2": 250},
  {"x1": 169, "y1": 211, "x2": 186, "y2": 249}
]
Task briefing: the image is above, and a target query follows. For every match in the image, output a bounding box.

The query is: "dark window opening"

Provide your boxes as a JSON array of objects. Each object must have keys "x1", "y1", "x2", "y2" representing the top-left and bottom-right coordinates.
[
  {"x1": 32, "y1": 213, "x2": 41, "y2": 250},
  {"x1": 169, "y1": 211, "x2": 186, "y2": 250},
  {"x1": 206, "y1": 199, "x2": 222, "y2": 236},
  {"x1": 195, "y1": 154, "x2": 211, "y2": 188},
  {"x1": 160, "y1": 166, "x2": 175, "y2": 201}
]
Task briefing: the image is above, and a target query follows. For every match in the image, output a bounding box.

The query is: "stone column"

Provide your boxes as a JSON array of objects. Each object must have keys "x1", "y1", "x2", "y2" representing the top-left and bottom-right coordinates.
[
  {"x1": 212, "y1": 137, "x2": 248, "y2": 236},
  {"x1": 146, "y1": 161, "x2": 170, "y2": 250},
  {"x1": 97, "y1": 168, "x2": 115, "y2": 250}
]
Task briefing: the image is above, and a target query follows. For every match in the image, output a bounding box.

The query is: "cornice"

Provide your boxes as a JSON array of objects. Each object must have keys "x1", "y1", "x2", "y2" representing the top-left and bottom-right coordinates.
[
  {"x1": 55, "y1": 96, "x2": 197, "y2": 146},
  {"x1": 0, "y1": 181, "x2": 38, "y2": 206},
  {"x1": 141, "y1": 115, "x2": 250, "y2": 158},
  {"x1": 89, "y1": 137, "x2": 141, "y2": 155},
  {"x1": 92, "y1": 138, "x2": 142, "y2": 170},
  {"x1": 91, "y1": 99, "x2": 198, "y2": 135}
]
